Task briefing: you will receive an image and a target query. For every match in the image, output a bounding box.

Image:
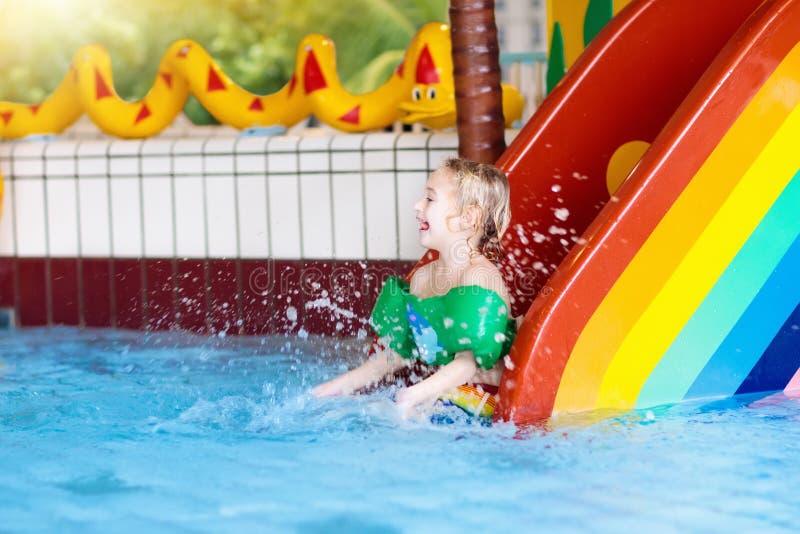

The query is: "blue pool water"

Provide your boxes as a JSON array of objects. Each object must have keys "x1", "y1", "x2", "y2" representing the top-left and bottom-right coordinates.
[{"x1": 1, "y1": 328, "x2": 799, "y2": 532}]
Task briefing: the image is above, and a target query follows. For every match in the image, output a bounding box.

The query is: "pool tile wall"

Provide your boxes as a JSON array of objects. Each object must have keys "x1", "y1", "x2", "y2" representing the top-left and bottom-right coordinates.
[{"x1": 0, "y1": 131, "x2": 516, "y2": 335}]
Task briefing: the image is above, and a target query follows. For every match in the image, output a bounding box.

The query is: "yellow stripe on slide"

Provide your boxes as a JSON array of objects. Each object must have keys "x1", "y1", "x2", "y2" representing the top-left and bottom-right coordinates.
[{"x1": 553, "y1": 44, "x2": 800, "y2": 414}]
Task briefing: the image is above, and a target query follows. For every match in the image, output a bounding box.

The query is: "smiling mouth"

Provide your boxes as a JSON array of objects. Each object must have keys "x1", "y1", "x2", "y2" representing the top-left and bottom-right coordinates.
[{"x1": 419, "y1": 221, "x2": 429, "y2": 232}]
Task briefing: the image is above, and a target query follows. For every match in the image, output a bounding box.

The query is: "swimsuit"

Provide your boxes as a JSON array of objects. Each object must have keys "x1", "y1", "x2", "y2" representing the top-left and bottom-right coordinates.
[{"x1": 371, "y1": 276, "x2": 516, "y2": 419}]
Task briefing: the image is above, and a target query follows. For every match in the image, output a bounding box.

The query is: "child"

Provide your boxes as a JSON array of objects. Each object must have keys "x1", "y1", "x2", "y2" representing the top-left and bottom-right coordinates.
[{"x1": 311, "y1": 158, "x2": 515, "y2": 420}]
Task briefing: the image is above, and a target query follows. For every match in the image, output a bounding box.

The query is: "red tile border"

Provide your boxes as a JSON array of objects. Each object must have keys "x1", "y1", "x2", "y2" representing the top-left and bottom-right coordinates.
[
  {"x1": 17, "y1": 258, "x2": 48, "y2": 326},
  {"x1": 82, "y1": 258, "x2": 113, "y2": 327},
  {"x1": 240, "y1": 260, "x2": 273, "y2": 335},
  {"x1": 50, "y1": 258, "x2": 80, "y2": 326},
  {"x1": 114, "y1": 258, "x2": 143, "y2": 330},
  {"x1": 0, "y1": 257, "x2": 16, "y2": 309},
  {"x1": 144, "y1": 259, "x2": 175, "y2": 331},
  {"x1": 176, "y1": 259, "x2": 207, "y2": 334},
  {"x1": 208, "y1": 259, "x2": 240, "y2": 335}
]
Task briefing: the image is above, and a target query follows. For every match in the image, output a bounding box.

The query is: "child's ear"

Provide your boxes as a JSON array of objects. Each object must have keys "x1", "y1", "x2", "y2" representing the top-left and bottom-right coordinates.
[{"x1": 461, "y1": 205, "x2": 481, "y2": 230}]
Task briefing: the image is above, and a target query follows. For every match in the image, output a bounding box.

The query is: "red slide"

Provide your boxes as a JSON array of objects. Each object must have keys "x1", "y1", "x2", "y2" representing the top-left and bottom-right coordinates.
[{"x1": 493, "y1": 0, "x2": 765, "y2": 422}]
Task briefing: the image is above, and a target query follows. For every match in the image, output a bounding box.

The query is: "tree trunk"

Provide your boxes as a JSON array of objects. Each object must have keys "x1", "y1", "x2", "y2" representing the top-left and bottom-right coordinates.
[{"x1": 449, "y1": 0, "x2": 506, "y2": 163}]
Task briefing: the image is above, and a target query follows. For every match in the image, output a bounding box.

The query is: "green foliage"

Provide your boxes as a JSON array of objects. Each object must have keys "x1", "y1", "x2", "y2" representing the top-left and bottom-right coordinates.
[{"x1": 0, "y1": 0, "x2": 447, "y2": 124}]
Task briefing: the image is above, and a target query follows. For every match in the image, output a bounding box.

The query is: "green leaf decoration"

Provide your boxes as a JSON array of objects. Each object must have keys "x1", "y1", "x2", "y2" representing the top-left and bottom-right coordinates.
[
  {"x1": 546, "y1": 22, "x2": 566, "y2": 95},
  {"x1": 583, "y1": 0, "x2": 613, "y2": 47}
]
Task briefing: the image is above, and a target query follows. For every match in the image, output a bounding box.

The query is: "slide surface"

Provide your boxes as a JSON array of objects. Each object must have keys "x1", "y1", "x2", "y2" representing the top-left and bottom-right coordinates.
[{"x1": 494, "y1": 0, "x2": 800, "y2": 425}]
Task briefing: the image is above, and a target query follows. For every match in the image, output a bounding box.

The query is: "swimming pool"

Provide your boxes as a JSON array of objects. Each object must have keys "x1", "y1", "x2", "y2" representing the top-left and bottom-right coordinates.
[{"x1": 1, "y1": 328, "x2": 798, "y2": 532}]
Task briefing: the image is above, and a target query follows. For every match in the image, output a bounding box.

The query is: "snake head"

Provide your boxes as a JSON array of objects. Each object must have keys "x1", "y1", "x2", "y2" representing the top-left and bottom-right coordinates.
[{"x1": 398, "y1": 83, "x2": 456, "y2": 130}]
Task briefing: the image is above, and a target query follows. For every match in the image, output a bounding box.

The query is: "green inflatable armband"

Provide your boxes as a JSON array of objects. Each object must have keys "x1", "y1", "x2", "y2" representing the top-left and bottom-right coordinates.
[{"x1": 370, "y1": 276, "x2": 515, "y2": 370}]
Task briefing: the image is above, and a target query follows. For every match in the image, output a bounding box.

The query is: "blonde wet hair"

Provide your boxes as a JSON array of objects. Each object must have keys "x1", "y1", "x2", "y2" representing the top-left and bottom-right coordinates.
[{"x1": 441, "y1": 157, "x2": 511, "y2": 262}]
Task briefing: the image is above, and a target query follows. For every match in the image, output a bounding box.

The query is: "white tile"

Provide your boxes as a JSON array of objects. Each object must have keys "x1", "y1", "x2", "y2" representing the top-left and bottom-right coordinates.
[
  {"x1": 299, "y1": 173, "x2": 333, "y2": 258},
  {"x1": 298, "y1": 136, "x2": 333, "y2": 152},
  {"x1": 429, "y1": 150, "x2": 456, "y2": 170},
  {"x1": 205, "y1": 175, "x2": 238, "y2": 257},
  {"x1": 0, "y1": 143, "x2": 14, "y2": 158},
  {"x1": 234, "y1": 136, "x2": 270, "y2": 155},
  {"x1": 364, "y1": 172, "x2": 397, "y2": 259},
  {"x1": 428, "y1": 133, "x2": 459, "y2": 149},
  {"x1": 331, "y1": 152, "x2": 361, "y2": 172},
  {"x1": 78, "y1": 177, "x2": 111, "y2": 257},
  {"x1": 397, "y1": 171, "x2": 428, "y2": 260},
  {"x1": 396, "y1": 133, "x2": 431, "y2": 149},
  {"x1": 142, "y1": 176, "x2": 174, "y2": 257},
  {"x1": 363, "y1": 133, "x2": 397, "y2": 150},
  {"x1": 298, "y1": 151, "x2": 328, "y2": 173},
  {"x1": 45, "y1": 141, "x2": 80, "y2": 157},
  {"x1": 267, "y1": 136, "x2": 300, "y2": 152},
  {"x1": 141, "y1": 139, "x2": 174, "y2": 155},
  {"x1": 0, "y1": 178, "x2": 15, "y2": 255},
  {"x1": 330, "y1": 134, "x2": 366, "y2": 150},
  {"x1": 110, "y1": 157, "x2": 139, "y2": 176},
  {"x1": 77, "y1": 141, "x2": 111, "y2": 157},
  {"x1": 13, "y1": 178, "x2": 47, "y2": 256},
  {"x1": 109, "y1": 140, "x2": 143, "y2": 156},
  {"x1": 46, "y1": 178, "x2": 79, "y2": 257},
  {"x1": 11, "y1": 143, "x2": 46, "y2": 158},
  {"x1": 267, "y1": 153, "x2": 297, "y2": 174},
  {"x1": 110, "y1": 177, "x2": 142, "y2": 258},
  {"x1": 235, "y1": 154, "x2": 266, "y2": 175},
  {"x1": 173, "y1": 139, "x2": 205, "y2": 155},
  {"x1": 236, "y1": 175, "x2": 269, "y2": 258},
  {"x1": 203, "y1": 138, "x2": 236, "y2": 154},
  {"x1": 364, "y1": 150, "x2": 393, "y2": 171},
  {"x1": 12, "y1": 158, "x2": 44, "y2": 177},
  {"x1": 396, "y1": 149, "x2": 427, "y2": 171},
  {"x1": 267, "y1": 174, "x2": 301, "y2": 258},
  {"x1": 173, "y1": 155, "x2": 202, "y2": 175},
  {"x1": 45, "y1": 158, "x2": 75, "y2": 177},
  {"x1": 142, "y1": 156, "x2": 171, "y2": 176},
  {"x1": 331, "y1": 172, "x2": 365, "y2": 259},
  {"x1": 174, "y1": 176, "x2": 207, "y2": 258},
  {"x1": 77, "y1": 157, "x2": 107, "y2": 177},
  {"x1": 204, "y1": 154, "x2": 234, "y2": 174}
]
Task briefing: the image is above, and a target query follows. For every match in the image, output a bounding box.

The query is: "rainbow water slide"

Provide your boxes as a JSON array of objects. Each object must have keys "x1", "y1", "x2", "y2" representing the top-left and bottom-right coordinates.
[{"x1": 494, "y1": 0, "x2": 800, "y2": 425}]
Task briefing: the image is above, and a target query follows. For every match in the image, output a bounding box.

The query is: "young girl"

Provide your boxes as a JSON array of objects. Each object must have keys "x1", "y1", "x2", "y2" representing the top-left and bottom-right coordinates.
[{"x1": 311, "y1": 158, "x2": 515, "y2": 420}]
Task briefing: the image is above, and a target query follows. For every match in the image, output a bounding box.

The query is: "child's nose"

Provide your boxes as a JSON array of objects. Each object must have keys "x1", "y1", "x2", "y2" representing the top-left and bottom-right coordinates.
[{"x1": 413, "y1": 198, "x2": 423, "y2": 211}]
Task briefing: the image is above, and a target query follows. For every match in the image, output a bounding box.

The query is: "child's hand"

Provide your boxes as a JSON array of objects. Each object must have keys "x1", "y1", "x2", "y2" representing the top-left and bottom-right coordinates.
[
  {"x1": 395, "y1": 388, "x2": 422, "y2": 420},
  {"x1": 310, "y1": 382, "x2": 342, "y2": 398}
]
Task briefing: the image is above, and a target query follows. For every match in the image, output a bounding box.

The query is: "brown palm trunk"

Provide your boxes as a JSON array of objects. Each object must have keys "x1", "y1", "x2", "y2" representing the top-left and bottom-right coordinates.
[{"x1": 449, "y1": 0, "x2": 506, "y2": 163}]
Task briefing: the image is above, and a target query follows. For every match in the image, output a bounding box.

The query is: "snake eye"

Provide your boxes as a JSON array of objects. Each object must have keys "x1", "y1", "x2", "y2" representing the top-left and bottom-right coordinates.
[
  {"x1": 412, "y1": 87, "x2": 422, "y2": 101},
  {"x1": 427, "y1": 87, "x2": 437, "y2": 100}
]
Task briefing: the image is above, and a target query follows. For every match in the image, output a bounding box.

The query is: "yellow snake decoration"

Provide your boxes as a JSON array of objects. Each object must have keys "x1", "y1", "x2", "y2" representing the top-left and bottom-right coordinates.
[{"x1": 0, "y1": 23, "x2": 523, "y2": 139}]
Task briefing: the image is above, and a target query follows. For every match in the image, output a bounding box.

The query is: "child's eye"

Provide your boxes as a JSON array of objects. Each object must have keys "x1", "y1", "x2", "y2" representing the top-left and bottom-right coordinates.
[{"x1": 426, "y1": 197, "x2": 433, "y2": 202}]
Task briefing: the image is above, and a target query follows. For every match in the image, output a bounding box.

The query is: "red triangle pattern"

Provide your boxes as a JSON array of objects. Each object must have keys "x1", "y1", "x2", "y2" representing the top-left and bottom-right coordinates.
[
  {"x1": 303, "y1": 51, "x2": 327, "y2": 94},
  {"x1": 29, "y1": 104, "x2": 41, "y2": 115},
  {"x1": 0, "y1": 111, "x2": 13, "y2": 125},
  {"x1": 95, "y1": 68, "x2": 113, "y2": 100},
  {"x1": 134, "y1": 103, "x2": 151, "y2": 124},
  {"x1": 249, "y1": 97, "x2": 264, "y2": 111},
  {"x1": 395, "y1": 60, "x2": 404, "y2": 77},
  {"x1": 338, "y1": 105, "x2": 360, "y2": 125},
  {"x1": 160, "y1": 72, "x2": 173, "y2": 88},
  {"x1": 288, "y1": 74, "x2": 297, "y2": 96},
  {"x1": 415, "y1": 45, "x2": 440, "y2": 84},
  {"x1": 207, "y1": 66, "x2": 226, "y2": 92}
]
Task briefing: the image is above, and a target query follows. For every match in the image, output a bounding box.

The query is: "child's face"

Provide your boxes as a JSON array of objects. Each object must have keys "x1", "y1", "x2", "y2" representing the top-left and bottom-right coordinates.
[{"x1": 413, "y1": 169, "x2": 463, "y2": 252}]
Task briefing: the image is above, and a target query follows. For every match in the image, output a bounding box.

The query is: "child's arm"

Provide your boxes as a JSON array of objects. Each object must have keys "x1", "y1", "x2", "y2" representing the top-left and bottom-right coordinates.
[
  {"x1": 311, "y1": 349, "x2": 407, "y2": 397},
  {"x1": 395, "y1": 350, "x2": 478, "y2": 418}
]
